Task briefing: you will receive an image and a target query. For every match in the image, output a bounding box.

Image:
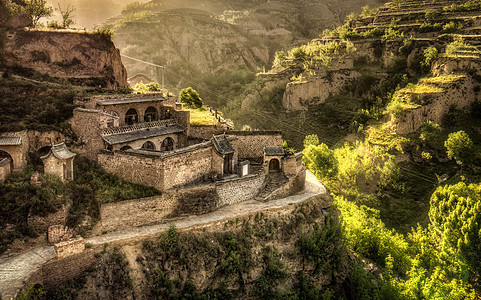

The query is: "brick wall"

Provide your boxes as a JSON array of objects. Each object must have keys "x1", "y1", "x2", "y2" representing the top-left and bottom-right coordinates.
[
  {"x1": 0, "y1": 157, "x2": 11, "y2": 182},
  {"x1": 42, "y1": 250, "x2": 95, "y2": 289},
  {"x1": 54, "y1": 237, "x2": 85, "y2": 260},
  {"x1": 227, "y1": 131, "x2": 282, "y2": 162},
  {"x1": 216, "y1": 173, "x2": 266, "y2": 207}
]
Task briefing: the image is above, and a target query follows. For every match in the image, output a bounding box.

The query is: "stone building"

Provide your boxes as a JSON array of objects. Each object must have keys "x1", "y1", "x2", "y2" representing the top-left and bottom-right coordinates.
[
  {"x1": 41, "y1": 143, "x2": 77, "y2": 181},
  {"x1": 70, "y1": 94, "x2": 189, "y2": 161}
]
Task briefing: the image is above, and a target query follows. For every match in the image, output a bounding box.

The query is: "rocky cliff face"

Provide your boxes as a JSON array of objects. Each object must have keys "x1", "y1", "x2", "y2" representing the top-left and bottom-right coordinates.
[{"x1": 4, "y1": 29, "x2": 128, "y2": 89}]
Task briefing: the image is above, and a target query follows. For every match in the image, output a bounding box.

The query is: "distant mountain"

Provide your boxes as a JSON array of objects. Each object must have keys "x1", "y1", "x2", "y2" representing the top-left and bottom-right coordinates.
[{"x1": 105, "y1": 0, "x2": 387, "y2": 106}]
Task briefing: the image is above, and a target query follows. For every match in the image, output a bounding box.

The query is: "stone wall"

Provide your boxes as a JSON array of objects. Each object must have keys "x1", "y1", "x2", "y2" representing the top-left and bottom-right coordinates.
[
  {"x1": 97, "y1": 195, "x2": 177, "y2": 233},
  {"x1": 283, "y1": 153, "x2": 304, "y2": 176},
  {"x1": 42, "y1": 250, "x2": 95, "y2": 289},
  {"x1": 48, "y1": 225, "x2": 72, "y2": 244},
  {"x1": 98, "y1": 142, "x2": 215, "y2": 191},
  {"x1": 162, "y1": 146, "x2": 213, "y2": 190},
  {"x1": 0, "y1": 157, "x2": 11, "y2": 182},
  {"x1": 265, "y1": 167, "x2": 306, "y2": 202},
  {"x1": 0, "y1": 130, "x2": 29, "y2": 170},
  {"x1": 98, "y1": 150, "x2": 165, "y2": 190},
  {"x1": 171, "y1": 109, "x2": 191, "y2": 137},
  {"x1": 216, "y1": 173, "x2": 266, "y2": 207},
  {"x1": 227, "y1": 131, "x2": 282, "y2": 162},
  {"x1": 70, "y1": 108, "x2": 106, "y2": 161},
  {"x1": 54, "y1": 237, "x2": 85, "y2": 260},
  {"x1": 189, "y1": 125, "x2": 223, "y2": 140},
  {"x1": 42, "y1": 155, "x2": 65, "y2": 180}
]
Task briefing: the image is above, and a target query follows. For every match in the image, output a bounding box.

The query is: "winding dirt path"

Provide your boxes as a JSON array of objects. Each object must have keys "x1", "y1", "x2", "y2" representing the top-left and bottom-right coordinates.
[{"x1": 0, "y1": 171, "x2": 325, "y2": 299}]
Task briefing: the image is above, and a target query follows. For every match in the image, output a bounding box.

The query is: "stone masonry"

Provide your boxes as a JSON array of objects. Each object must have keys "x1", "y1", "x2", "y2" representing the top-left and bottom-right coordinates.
[
  {"x1": 48, "y1": 225, "x2": 72, "y2": 244},
  {"x1": 54, "y1": 237, "x2": 85, "y2": 260}
]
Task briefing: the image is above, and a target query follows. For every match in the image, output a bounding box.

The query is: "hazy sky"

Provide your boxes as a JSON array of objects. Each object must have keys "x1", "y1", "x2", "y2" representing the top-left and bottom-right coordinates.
[{"x1": 47, "y1": 0, "x2": 149, "y2": 28}]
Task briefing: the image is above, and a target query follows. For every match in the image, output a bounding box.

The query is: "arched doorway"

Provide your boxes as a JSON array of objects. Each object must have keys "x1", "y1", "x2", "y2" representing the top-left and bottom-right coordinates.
[
  {"x1": 141, "y1": 141, "x2": 156, "y2": 150},
  {"x1": 30, "y1": 146, "x2": 51, "y2": 171},
  {"x1": 161, "y1": 137, "x2": 175, "y2": 151},
  {"x1": 125, "y1": 108, "x2": 139, "y2": 125},
  {"x1": 269, "y1": 158, "x2": 280, "y2": 172},
  {"x1": 0, "y1": 150, "x2": 13, "y2": 170},
  {"x1": 144, "y1": 107, "x2": 158, "y2": 122},
  {"x1": 120, "y1": 146, "x2": 132, "y2": 151}
]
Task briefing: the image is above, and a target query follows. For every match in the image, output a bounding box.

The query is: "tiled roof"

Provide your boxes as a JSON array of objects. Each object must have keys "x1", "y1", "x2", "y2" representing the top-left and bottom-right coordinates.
[
  {"x1": 264, "y1": 146, "x2": 284, "y2": 156},
  {"x1": 41, "y1": 142, "x2": 76, "y2": 160},
  {"x1": 102, "y1": 124, "x2": 184, "y2": 145},
  {"x1": 212, "y1": 134, "x2": 235, "y2": 155},
  {"x1": 97, "y1": 95, "x2": 166, "y2": 106},
  {"x1": 0, "y1": 136, "x2": 22, "y2": 146}
]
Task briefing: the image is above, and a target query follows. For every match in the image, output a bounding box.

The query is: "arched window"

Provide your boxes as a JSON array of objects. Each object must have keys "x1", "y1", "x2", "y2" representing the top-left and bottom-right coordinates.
[
  {"x1": 268, "y1": 158, "x2": 280, "y2": 172},
  {"x1": 0, "y1": 150, "x2": 13, "y2": 170},
  {"x1": 120, "y1": 146, "x2": 132, "y2": 151},
  {"x1": 141, "y1": 141, "x2": 156, "y2": 150},
  {"x1": 144, "y1": 107, "x2": 158, "y2": 122},
  {"x1": 161, "y1": 137, "x2": 175, "y2": 151},
  {"x1": 125, "y1": 108, "x2": 138, "y2": 125}
]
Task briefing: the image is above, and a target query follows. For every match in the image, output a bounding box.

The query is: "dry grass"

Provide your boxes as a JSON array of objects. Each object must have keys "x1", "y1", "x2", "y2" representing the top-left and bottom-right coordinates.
[{"x1": 186, "y1": 107, "x2": 218, "y2": 126}]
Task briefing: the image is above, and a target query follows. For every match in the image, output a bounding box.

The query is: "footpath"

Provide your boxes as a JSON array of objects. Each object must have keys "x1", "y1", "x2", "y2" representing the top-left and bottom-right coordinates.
[{"x1": 0, "y1": 171, "x2": 326, "y2": 299}]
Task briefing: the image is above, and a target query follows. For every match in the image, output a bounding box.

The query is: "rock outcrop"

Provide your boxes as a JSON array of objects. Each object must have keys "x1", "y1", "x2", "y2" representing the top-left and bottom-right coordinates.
[{"x1": 4, "y1": 29, "x2": 128, "y2": 89}]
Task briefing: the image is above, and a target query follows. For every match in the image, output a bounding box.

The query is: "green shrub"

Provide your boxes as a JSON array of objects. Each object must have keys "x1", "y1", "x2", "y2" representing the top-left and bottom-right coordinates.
[
  {"x1": 302, "y1": 143, "x2": 338, "y2": 179},
  {"x1": 420, "y1": 47, "x2": 438, "y2": 73},
  {"x1": 179, "y1": 87, "x2": 203, "y2": 108}
]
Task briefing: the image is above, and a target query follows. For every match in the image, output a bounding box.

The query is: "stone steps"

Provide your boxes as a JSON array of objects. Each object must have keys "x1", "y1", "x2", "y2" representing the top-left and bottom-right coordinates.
[{"x1": 255, "y1": 173, "x2": 288, "y2": 201}]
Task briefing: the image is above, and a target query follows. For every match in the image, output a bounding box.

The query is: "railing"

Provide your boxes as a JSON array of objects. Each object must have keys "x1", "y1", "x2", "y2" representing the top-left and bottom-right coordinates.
[
  {"x1": 207, "y1": 107, "x2": 234, "y2": 129},
  {"x1": 101, "y1": 119, "x2": 177, "y2": 136}
]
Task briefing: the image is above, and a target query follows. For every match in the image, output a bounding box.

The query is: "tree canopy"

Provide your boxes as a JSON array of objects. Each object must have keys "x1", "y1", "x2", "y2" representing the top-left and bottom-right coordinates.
[
  {"x1": 179, "y1": 87, "x2": 203, "y2": 108},
  {"x1": 444, "y1": 130, "x2": 474, "y2": 166},
  {"x1": 25, "y1": 0, "x2": 52, "y2": 26}
]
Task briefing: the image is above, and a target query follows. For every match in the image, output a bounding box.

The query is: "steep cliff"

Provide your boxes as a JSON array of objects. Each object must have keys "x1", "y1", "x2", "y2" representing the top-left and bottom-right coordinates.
[{"x1": 3, "y1": 29, "x2": 128, "y2": 89}]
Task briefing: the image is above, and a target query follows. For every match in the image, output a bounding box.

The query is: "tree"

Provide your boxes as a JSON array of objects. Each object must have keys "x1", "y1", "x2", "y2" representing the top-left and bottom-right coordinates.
[
  {"x1": 444, "y1": 130, "x2": 473, "y2": 166},
  {"x1": 179, "y1": 87, "x2": 203, "y2": 108},
  {"x1": 429, "y1": 182, "x2": 481, "y2": 278},
  {"x1": 302, "y1": 143, "x2": 338, "y2": 179},
  {"x1": 58, "y1": 3, "x2": 75, "y2": 29},
  {"x1": 25, "y1": 0, "x2": 52, "y2": 27}
]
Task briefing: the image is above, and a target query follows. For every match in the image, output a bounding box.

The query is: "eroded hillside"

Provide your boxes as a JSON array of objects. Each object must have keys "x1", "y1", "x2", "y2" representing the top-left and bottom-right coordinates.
[{"x1": 106, "y1": 0, "x2": 387, "y2": 107}]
